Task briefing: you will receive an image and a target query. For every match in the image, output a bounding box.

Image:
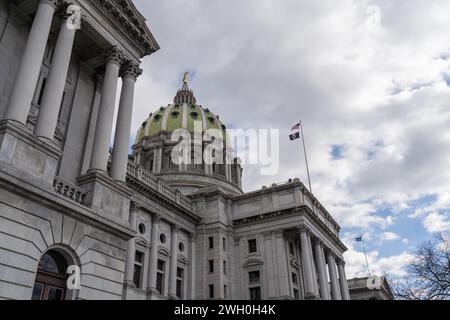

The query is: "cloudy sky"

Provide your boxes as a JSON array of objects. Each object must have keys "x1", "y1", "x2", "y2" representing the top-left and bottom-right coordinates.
[{"x1": 129, "y1": 0, "x2": 450, "y2": 279}]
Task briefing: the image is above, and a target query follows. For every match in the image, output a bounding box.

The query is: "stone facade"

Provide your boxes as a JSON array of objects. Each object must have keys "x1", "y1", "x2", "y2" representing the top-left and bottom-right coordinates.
[
  {"x1": 0, "y1": 0, "x2": 351, "y2": 300},
  {"x1": 348, "y1": 277, "x2": 395, "y2": 300}
]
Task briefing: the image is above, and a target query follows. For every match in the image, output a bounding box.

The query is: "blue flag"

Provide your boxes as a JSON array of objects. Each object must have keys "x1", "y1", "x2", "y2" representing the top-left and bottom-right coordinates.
[{"x1": 355, "y1": 236, "x2": 362, "y2": 242}]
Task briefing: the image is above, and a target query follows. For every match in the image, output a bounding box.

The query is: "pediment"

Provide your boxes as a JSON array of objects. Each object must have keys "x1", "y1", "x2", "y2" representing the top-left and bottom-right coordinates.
[{"x1": 242, "y1": 258, "x2": 264, "y2": 268}]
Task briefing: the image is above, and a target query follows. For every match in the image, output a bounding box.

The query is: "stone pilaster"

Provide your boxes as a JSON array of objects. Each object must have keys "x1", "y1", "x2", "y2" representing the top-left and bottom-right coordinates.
[
  {"x1": 147, "y1": 213, "x2": 160, "y2": 296},
  {"x1": 168, "y1": 224, "x2": 180, "y2": 299}
]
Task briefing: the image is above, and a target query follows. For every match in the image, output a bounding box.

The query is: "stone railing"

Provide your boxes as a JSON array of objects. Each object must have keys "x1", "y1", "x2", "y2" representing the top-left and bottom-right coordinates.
[
  {"x1": 53, "y1": 176, "x2": 86, "y2": 204},
  {"x1": 126, "y1": 161, "x2": 193, "y2": 211}
]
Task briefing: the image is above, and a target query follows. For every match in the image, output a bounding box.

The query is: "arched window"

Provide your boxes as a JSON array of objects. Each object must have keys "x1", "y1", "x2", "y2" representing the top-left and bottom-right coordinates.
[{"x1": 32, "y1": 251, "x2": 68, "y2": 300}]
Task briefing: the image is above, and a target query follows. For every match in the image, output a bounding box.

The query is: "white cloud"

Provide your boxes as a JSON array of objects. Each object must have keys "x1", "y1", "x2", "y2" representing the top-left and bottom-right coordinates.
[
  {"x1": 423, "y1": 212, "x2": 450, "y2": 233},
  {"x1": 379, "y1": 232, "x2": 400, "y2": 243}
]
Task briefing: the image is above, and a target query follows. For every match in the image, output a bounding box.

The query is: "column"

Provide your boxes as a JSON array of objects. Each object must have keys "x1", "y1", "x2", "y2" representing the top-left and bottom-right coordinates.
[
  {"x1": 147, "y1": 214, "x2": 160, "y2": 292},
  {"x1": 110, "y1": 61, "x2": 142, "y2": 181},
  {"x1": 153, "y1": 146, "x2": 162, "y2": 174},
  {"x1": 299, "y1": 226, "x2": 315, "y2": 298},
  {"x1": 326, "y1": 251, "x2": 341, "y2": 300},
  {"x1": 337, "y1": 259, "x2": 350, "y2": 300},
  {"x1": 313, "y1": 241, "x2": 330, "y2": 300},
  {"x1": 189, "y1": 234, "x2": 196, "y2": 300},
  {"x1": 89, "y1": 47, "x2": 123, "y2": 172},
  {"x1": 35, "y1": 6, "x2": 80, "y2": 141},
  {"x1": 168, "y1": 224, "x2": 179, "y2": 299},
  {"x1": 124, "y1": 202, "x2": 139, "y2": 286},
  {"x1": 5, "y1": 0, "x2": 59, "y2": 125}
]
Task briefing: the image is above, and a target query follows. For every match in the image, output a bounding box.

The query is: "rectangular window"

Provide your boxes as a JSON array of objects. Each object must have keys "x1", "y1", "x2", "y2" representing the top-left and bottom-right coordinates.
[
  {"x1": 133, "y1": 251, "x2": 144, "y2": 288},
  {"x1": 156, "y1": 259, "x2": 166, "y2": 295},
  {"x1": 209, "y1": 284, "x2": 214, "y2": 298},
  {"x1": 209, "y1": 260, "x2": 214, "y2": 273},
  {"x1": 223, "y1": 237, "x2": 226, "y2": 251},
  {"x1": 37, "y1": 78, "x2": 47, "y2": 106},
  {"x1": 249, "y1": 287, "x2": 261, "y2": 300},
  {"x1": 289, "y1": 242, "x2": 295, "y2": 255},
  {"x1": 292, "y1": 273, "x2": 298, "y2": 285},
  {"x1": 176, "y1": 267, "x2": 184, "y2": 299},
  {"x1": 223, "y1": 260, "x2": 227, "y2": 275},
  {"x1": 249, "y1": 271, "x2": 260, "y2": 284},
  {"x1": 294, "y1": 288, "x2": 300, "y2": 300},
  {"x1": 209, "y1": 237, "x2": 214, "y2": 249},
  {"x1": 248, "y1": 239, "x2": 257, "y2": 253}
]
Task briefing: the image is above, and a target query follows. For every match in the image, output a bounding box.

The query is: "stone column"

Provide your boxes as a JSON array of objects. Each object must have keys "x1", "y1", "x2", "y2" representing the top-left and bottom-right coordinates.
[
  {"x1": 189, "y1": 234, "x2": 196, "y2": 300},
  {"x1": 153, "y1": 146, "x2": 162, "y2": 174},
  {"x1": 89, "y1": 47, "x2": 123, "y2": 173},
  {"x1": 124, "y1": 202, "x2": 139, "y2": 286},
  {"x1": 110, "y1": 61, "x2": 142, "y2": 182},
  {"x1": 147, "y1": 213, "x2": 160, "y2": 292},
  {"x1": 34, "y1": 6, "x2": 79, "y2": 141},
  {"x1": 313, "y1": 240, "x2": 330, "y2": 300},
  {"x1": 5, "y1": 0, "x2": 59, "y2": 125},
  {"x1": 326, "y1": 251, "x2": 341, "y2": 300},
  {"x1": 337, "y1": 259, "x2": 350, "y2": 300},
  {"x1": 299, "y1": 226, "x2": 315, "y2": 298},
  {"x1": 168, "y1": 224, "x2": 179, "y2": 299}
]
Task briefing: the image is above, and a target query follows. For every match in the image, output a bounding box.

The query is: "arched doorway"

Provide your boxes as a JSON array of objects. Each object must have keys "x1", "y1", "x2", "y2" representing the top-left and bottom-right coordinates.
[{"x1": 32, "y1": 250, "x2": 68, "y2": 300}]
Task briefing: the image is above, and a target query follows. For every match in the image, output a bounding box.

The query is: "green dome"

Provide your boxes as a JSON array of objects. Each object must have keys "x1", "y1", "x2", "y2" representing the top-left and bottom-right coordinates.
[{"x1": 135, "y1": 80, "x2": 227, "y2": 145}]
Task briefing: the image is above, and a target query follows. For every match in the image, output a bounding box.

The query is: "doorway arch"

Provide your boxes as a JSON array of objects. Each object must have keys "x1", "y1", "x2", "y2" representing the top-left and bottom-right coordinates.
[{"x1": 31, "y1": 246, "x2": 80, "y2": 300}]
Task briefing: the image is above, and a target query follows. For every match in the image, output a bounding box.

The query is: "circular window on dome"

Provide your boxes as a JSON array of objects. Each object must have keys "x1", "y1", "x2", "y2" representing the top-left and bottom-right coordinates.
[
  {"x1": 208, "y1": 116, "x2": 215, "y2": 124},
  {"x1": 154, "y1": 114, "x2": 161, "y2": 122},
  {"x1": 171, "y1": 111, "x2": 180, "y2": 119},
  {"x1": 173, "y1": 104, "x2": 180, "y2": 109},
  {"x1": 190, "y1": 112, "x2": 199, "y2": 119},
  {"x1": 179, "y1": 242, "x2": 185, "y2": 252},
  {"x1": 138, "y1": 223, "x2": 146, "y2": 235},
  {"x1": 160, "y1": 233, "x2": 166, "y2": 243},
  {"x1": 190, "y1": 105, "x2": 196, "y2": 110}
]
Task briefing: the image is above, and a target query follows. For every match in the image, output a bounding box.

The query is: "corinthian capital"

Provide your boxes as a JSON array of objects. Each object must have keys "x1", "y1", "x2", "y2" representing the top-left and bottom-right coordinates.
[
  {"x1": 42, "y1": 0, "x2": 62, "y2": 10},
  {"x1": 121, "y1": 61, "x2": 143, "y2": 80},
  {"x1": 104, "y1": 46, "x2": 125, "y2": 65}
]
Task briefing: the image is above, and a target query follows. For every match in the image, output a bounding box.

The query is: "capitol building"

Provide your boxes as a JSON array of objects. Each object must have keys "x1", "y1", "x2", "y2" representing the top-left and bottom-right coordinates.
[{"x1": 0, "y1": 0, "x2": 350, "y2": 300}]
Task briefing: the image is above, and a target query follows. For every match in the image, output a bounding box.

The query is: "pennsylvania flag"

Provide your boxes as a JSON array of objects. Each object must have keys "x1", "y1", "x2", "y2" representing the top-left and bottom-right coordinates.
[
  {"x1": 355, "y1": 236, "x2": 363, "y2": 242},
  {"x1": 290, "y1": 122, "x2": 301, "y2": 141}
]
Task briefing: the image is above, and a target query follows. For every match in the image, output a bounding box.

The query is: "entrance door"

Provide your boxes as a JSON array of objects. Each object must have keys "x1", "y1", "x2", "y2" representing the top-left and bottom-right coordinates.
[{"x1": 32, "y1": 251, "x2": 68, "y2": 300}]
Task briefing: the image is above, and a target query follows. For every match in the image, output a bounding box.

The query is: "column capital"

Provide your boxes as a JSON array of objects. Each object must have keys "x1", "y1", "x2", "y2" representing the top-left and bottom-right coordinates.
[
  {"x1": 104, "y1": 46, "x2": 125, "y2": 66},
  {"x1": 298, "y1": 224, "x2": 309, "y2": 234},
  {"x1": 130, "y1": 202, "x2": 141, "y2": 212},
  {"x1": 171, "y1": 224, "x2": 181, "y2": 232},
  {"x1": 121, "y1": 61, "x2": 143, "y2": 80},
  {"x1": 312, "y1": 238, "x2": 323, "y2": 247},
  {"x1": 151, "y1": 213, "x2": 161, "y2": 223},
  {"x1": 336, "y1": 257, "x2": 345, "y2": 266},
  {"x1": 41, "y1": 0, "x2": 62, "y2": 10}
]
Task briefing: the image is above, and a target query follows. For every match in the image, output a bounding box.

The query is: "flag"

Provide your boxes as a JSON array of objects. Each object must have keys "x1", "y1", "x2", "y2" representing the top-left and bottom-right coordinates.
[
  {"x1": 355, "y1": 236, "x2": 362, "y2": 242},
  {"x1": 289, "y1": 132, "x2": 300, "y2": 141},
  {"x1": 290, "y1": 122, "x2": 301, "y2": 141}
]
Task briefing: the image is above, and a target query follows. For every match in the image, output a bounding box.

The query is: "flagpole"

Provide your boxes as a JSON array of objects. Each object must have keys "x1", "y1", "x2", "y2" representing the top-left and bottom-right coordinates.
[
  {"x1": 300, "y1": 121, "x2": 312, "y2": 193},
  {"x1": 361, "y1": 237, "x2": 371, "y2": 277}
]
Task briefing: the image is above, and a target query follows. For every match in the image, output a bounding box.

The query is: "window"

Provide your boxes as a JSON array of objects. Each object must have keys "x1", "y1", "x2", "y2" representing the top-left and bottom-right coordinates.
[
  {"x1": 294, "y1": 288, "x2": 300, "y2": 300},
  {"x1": 209, "y1": 237, "x2": 214, "y2": 249},
  {"x1": 249, "y1": 271, "x2": 260, "y2": 284},
  {"x1": 209, "y1": 260, "x2": 214, "y2": 273},
  {"x1": 249, "y1": 287, "x2": 261, "y2": 300},
  {"x1": 36, "y1": 77, "x2": 47, "y2": 106},
  {"x1": 156, "y1": 259, "x2": 166, "y2": 295},
  {"x1": 176, "y1": 268, "x2": 184, "y2": 299},
  {"x1": 223, "y1": 237, "x2": 226, "y2": 251},
  {"x1": 209, "y1": 285, "x2": 214, "y2": 298},
  {"x1": 248, "y1": 239, "x2": 257, "y2": 253},
  {"x1": 32, "y1": 251, "x2": 68, "y2": 300},
  {"x1": 133, "y1": 251, "x2": 144, "y2": 289},
  {"x1": 160, "y1": 233, "x2": 166, "y2": 244},
  {"x1": 289, "y1": 242, "x2": 295, "y2": 256},
  {"x1": 292, "y1": 273, "x2": 298, "y2": 285},
  {"x1": 138, "y1": 223, "x2": 146, "y2": 235},
  {"x1": 179, "y1": 242, "x2": 185, "y2": 252},
  {"x1": 223, "y1": 261, "x2": 227, "y2": 275},
  {"x1": 224, "y1": 285, "x2": 228, "y2": 299}
]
